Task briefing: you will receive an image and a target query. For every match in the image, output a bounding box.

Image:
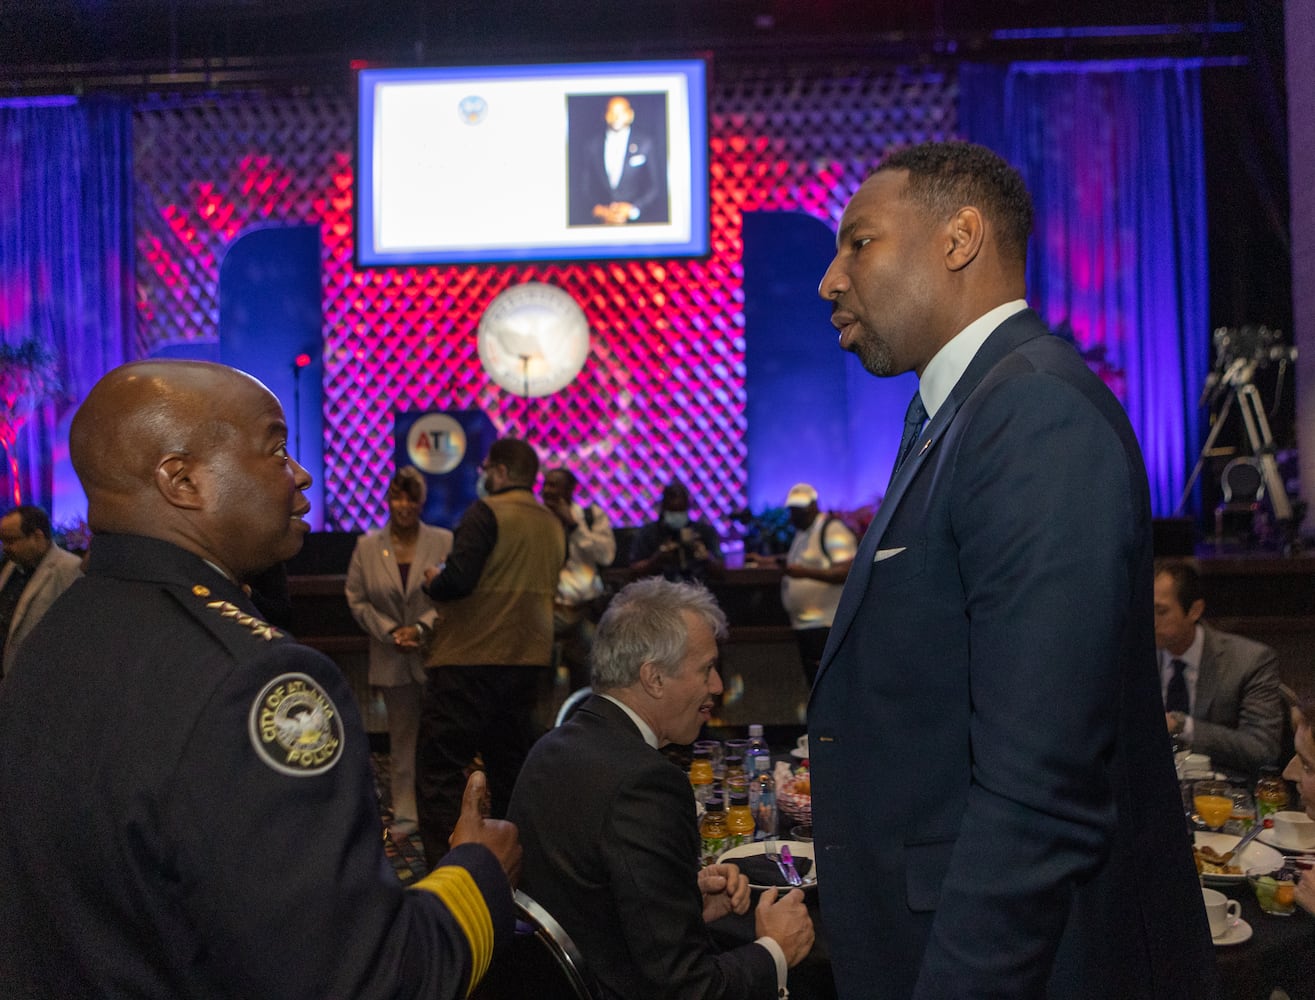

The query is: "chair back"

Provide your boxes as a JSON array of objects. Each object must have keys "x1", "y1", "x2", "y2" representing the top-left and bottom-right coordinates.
[
  {"x1": 554, "y1": 686, "x2": 593, "y2": 728},
  {"x1": 471, "y1": 889, "x2": 597, "y2": 1000}
]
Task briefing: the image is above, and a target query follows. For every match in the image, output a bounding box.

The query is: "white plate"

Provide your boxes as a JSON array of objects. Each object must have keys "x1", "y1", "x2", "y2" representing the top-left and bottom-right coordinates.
[
  {"x1": 1257, "y1": 828, "x2": 1315, "y2": 854},
  {"x1": 1212, "y1": 917, "x2": 1253, "y2": 947},
  {"x1": 1194, "y1": 831, "x2": 1284, "y2": 884},
  {"x1": 789, "y1": 748, "x2": 808, "y2": 760},
  {"x1": 718, "y1": 840, "x2": 818, "y2": 891}
]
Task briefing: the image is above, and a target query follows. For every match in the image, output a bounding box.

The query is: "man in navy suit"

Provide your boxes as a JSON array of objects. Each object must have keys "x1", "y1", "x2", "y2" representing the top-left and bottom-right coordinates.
[
  {"x1": 568, "y1": 95, "x2": 669, "y2": 226},
  {"x1": 811, "y1": 142, "x2": 1217, "y2": 998}
]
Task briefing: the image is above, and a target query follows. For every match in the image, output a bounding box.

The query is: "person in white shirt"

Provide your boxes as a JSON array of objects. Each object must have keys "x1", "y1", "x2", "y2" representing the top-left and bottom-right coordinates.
[
  {"x1": 541, "y1": 467, "x2": 616, "y2": 690},
  {"x1": 756, "y1": 483, "x2": 857, "y2": 687}
]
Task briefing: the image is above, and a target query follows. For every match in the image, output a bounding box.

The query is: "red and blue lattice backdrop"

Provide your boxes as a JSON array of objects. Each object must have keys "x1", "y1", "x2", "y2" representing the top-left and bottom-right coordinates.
[{"x1": 132, "y1": 64, "x2": 957, "y2": 532}]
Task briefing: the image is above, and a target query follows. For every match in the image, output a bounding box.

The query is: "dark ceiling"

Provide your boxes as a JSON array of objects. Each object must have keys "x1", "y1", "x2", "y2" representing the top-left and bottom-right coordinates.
[{"x1": 0, "y1": 0, "x2": 1273, "y2": 94}]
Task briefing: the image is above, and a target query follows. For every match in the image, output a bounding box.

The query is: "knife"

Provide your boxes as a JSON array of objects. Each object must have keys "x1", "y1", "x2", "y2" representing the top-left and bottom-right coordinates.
[{"x1": 778, "y1": 844, "x2": 803, "y2": 886}]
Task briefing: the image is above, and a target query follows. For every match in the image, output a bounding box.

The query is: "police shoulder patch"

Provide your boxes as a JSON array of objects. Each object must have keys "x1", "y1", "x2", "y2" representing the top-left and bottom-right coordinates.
[{"x1": 248, "y1": 672, "x2": 345, "y2": 776}]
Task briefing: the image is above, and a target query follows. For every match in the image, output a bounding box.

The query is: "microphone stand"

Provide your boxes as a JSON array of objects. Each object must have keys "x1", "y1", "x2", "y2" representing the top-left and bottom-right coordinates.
[{"x1": 291, "y1": 359, "x2": 302, "y2": 460}]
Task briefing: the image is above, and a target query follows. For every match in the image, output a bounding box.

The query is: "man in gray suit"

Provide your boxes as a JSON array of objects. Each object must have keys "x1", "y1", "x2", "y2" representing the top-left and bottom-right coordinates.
[
  {"x1": 0, "y1": 505, "x2": 82, "y2": 678},
  {"x1": 1154, "y1": 558, "x2": 1283, "y2": 778}
]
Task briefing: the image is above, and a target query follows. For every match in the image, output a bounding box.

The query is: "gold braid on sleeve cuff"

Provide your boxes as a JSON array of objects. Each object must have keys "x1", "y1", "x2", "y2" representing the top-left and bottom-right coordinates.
[{"x1": 411, "y1": 864, "x2": 496, "y2": 995}]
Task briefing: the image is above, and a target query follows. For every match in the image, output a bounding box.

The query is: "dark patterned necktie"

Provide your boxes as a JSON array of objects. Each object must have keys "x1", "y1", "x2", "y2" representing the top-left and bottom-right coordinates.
[
  {"x1": 1165, "y1": 658, "x2": 1190, "y2": 714},
  {"x1": 894, "y1": 391, "x2": 928, "y2": 473},
  {"x1": 0, "y1": 566, "x2": 29, "y2": 668}
]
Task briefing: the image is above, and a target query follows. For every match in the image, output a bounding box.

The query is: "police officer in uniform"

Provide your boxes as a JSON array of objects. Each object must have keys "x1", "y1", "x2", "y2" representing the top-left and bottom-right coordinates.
[{"x1": 0, "y1": 360, "x2": 520, "y2": 998}]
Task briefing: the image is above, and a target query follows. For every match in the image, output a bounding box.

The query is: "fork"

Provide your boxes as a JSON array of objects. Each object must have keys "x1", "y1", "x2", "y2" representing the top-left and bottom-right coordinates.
[
  {"x1": 764, "y1": 838, "x2": 803, "y2": 886},
  {"x1": 1215, "y1": 818, "x2": 1272, "y2": 865}
]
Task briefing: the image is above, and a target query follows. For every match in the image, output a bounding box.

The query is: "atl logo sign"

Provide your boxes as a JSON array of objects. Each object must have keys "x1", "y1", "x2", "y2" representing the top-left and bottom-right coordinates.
[{"x1": 406, "y1": 413, "x2": 467, "y2": 474}]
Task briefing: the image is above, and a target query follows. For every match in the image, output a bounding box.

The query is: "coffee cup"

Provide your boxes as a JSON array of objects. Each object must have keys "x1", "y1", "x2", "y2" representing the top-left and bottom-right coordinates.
[
  {"x1": 1273, "y1": 810, "x2": 1315, "y2": 850},
  {"x1": 796, "y1": 734, "x2": 809, "y2": 758},
  {"x1": 1201, "y1": 887, "x2": 1241, "y2": 939}
]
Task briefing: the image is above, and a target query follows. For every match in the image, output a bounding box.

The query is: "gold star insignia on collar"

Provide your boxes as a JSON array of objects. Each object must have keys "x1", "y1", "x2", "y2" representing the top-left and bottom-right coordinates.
[
  {"x1": 205, "y1": 599, "x2": 284, "y2": 641},
  {"x1": 193, "y1": 585, "x2": 211, "y2": 597}
]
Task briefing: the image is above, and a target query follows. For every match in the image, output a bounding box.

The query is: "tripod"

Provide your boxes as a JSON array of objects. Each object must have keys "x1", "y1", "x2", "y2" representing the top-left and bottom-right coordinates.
[{"x1": 1176, "y1": 354, "x2": 1298, "y2": 551}]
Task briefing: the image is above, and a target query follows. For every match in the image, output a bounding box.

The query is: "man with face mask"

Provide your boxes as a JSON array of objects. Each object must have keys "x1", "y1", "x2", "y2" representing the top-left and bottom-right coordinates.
[
  {"x1": 753, "y1": 483, "x2": 857, "y2": 688},
  {"x1": 418, "y1": 437, "x2": 566, "y2": 866},
  {"x1": 628, "y1": 481, "x2": 723, "y2": 585}
]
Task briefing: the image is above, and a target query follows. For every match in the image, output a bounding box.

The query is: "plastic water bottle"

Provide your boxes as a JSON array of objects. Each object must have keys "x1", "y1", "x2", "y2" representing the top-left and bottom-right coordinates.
[
  {"x1": 746, "y1": 723, "x2": 770, "y2": 768},
  {"x1": 751, "y1": 753, "x2": 778, "y2": 841}
]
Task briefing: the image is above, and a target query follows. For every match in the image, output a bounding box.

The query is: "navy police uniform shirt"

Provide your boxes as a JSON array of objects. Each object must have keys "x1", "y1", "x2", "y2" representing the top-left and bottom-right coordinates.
[{"x1": 0, "y1": 533, "x2": 512, "y2": 999}]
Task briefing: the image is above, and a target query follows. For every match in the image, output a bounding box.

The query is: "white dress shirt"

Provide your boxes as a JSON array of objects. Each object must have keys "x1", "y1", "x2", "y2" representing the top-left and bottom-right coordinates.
[
  {"x1": 1159, "y1": 624, "x2": 1204, "y2": 742},
  {"x1": 604, "y1": 126, "x2": 630, "y2": 190},
  {"x1": 919, "y1": 299, "x2": 1029, "y2": 419}
]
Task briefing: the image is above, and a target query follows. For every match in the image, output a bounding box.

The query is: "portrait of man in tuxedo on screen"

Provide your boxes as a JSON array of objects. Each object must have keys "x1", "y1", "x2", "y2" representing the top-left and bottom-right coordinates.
[{"x1": 567, "y1": 92, "x2": 670, "y2": 226}]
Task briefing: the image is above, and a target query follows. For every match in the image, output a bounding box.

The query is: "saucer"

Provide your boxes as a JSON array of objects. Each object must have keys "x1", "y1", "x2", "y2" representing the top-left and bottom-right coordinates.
[
  {"x1": 1211, "y1": 917, "x2": 1252, "y2": 947},
  {"x1": 789, "y1": 748, "x2": 808, "y2": 760},
  {"x1": 1257, "y1": 828, "x2": 1315, "y2": 854}
]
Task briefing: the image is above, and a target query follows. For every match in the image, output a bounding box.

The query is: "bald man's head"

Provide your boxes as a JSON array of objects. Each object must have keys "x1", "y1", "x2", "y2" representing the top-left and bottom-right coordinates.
[
  {"x1": 71, "y1": 361, "x2": 312, "y2": 580},
  {"x1": 72, "y1": 362, "x2": 235, "y2": 507}
]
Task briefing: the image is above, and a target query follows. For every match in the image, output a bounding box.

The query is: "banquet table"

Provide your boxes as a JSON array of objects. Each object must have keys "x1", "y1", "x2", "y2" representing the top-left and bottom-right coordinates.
[
  {"x1": 696, "y1": 738, "x2": 1313, "y2": 998},
  {"x1": 711, "y1": 875, "x2": 1314, "y2": 1000},
  {"x1": 1214, "y1": 876, "x2": 1315, "y2": 1000}
]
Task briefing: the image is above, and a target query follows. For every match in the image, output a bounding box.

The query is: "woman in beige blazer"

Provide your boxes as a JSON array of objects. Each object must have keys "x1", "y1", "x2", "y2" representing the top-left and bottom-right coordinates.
[{"x1": 345, "y1": 467, "x2": 453, "y2": 837}]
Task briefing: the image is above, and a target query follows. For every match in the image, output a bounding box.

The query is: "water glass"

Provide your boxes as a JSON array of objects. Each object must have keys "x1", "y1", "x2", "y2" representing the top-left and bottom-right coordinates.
[
  {"x1": 1224, "y1": 788, "x2": 1256, "y2": 837},
  {"x1": 693, "y1": 739, "x2": 723, "y2": 779}
]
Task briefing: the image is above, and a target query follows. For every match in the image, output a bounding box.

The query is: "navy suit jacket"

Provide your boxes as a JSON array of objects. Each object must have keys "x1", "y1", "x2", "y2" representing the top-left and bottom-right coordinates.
[
  {"x1": 569, "y1": 127, "x2": 668, "y2": 225},
  {"x1": 809, "y1": 310, "x2": 1218, "y2": 999}
]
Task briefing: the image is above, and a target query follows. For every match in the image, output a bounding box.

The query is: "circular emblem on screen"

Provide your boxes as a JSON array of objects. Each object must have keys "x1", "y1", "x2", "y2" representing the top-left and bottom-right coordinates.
[
  {"x1": 477, "y1": 283, "x2": 590, "y2": 398},
  {"x1": 458, "y1": 95, "x2": 488, "y2": 125},
  {"x1": 249, "y1": 672, "x2": 344, "y2": 777},
  {"x1": 407, "y1": 413, "x2": 467, "y2": 474}
]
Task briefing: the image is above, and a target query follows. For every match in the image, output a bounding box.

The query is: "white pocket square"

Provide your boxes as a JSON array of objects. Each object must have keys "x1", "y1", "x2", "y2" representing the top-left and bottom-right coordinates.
[
  {"x1": 874, "y1": 547, "x2": 906, "y2": 563},
  {"x1": 628, "y1": 153, "x2": 647, "y2": 166}
]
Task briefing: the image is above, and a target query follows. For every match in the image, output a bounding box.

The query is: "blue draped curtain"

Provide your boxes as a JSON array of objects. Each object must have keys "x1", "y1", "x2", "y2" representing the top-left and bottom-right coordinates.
[
  {"x1": 0, "y1": 97, "x2": 133, "y2": 512},
  {"x1": 960, "y1": 61, "x2": 1208, "y2": 517}
]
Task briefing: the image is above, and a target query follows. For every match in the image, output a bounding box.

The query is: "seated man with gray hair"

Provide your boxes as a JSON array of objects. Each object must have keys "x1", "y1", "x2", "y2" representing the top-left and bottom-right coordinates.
[{"x1": 508, "y1": 577, "x2": 813, "y2": 999}]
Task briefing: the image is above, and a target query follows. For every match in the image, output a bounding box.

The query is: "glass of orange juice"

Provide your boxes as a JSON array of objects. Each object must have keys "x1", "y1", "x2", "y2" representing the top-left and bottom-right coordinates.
[{"x1": 1193, "y1": 780, "x2": 1235, "y2": 831}]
